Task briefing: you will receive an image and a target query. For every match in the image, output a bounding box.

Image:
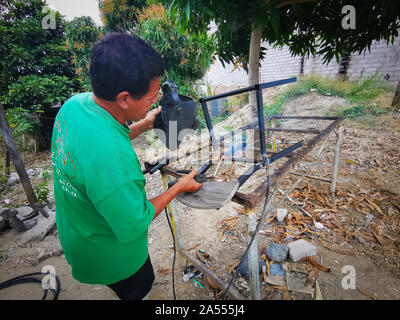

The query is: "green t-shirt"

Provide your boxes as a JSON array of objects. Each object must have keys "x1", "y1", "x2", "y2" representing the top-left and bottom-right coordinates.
[{"x1": 51, "y1": 92, "x2": 155, "y2": 285}]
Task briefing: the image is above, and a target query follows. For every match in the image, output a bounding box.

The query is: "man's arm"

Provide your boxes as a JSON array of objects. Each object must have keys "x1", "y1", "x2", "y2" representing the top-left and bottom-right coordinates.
[
  {"x1": 149, "y1": 170, "x2": 202, "y2": 220},
  {"x1": 129, "y1": 106, "x2": 161, "y2": 140}
]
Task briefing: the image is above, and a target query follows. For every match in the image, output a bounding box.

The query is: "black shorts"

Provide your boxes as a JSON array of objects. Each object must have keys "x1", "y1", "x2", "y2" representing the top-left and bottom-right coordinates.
[{"x1": 107, "y1": 256, "x2": 155, "y2": 300}]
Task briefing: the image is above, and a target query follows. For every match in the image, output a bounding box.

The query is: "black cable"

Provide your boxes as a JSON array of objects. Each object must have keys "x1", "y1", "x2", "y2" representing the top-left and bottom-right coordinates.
[
  {"x1": 164, "y1": 207, "x2": 177, "y2": 300},
  {"x1": 221, "y1": 173, "x2": 271, "y2": 300},
  {"x1": 0, "y1": 271, "x2": 61, "y2": 300}
]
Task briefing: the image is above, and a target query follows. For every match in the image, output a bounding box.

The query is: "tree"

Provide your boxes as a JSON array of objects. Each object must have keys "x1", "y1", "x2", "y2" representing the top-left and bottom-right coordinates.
[
  {"x1": 392, "y1": 81, "x2": 400, "y2": 111},
  {"x1": 66, "y1": 16, "x2": 102, "y2": 91},
  {"x1": 99, "y1": 2, "x2": 215, "y2": 97},
  {"x1": 99, "y1": 0, "x2": 148, "y2": 33},
  {"x1": 0, "y1": 0, "x2": 80, "y2": 149},
  {"x1": 157, "y1": 0, "x2": 400, "y2": 116}
]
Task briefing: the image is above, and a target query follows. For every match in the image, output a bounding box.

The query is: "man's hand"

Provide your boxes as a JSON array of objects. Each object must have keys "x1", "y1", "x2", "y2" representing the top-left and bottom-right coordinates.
[
  {"x1": 174, "y1": 169, "x2": 203, "y2": 193},
  {"x1": 144, "y1": 106, "x2": 162, "y2": 130},
  {"x1": 129, "y1": 106, "x2": 161, "y2": 140}
]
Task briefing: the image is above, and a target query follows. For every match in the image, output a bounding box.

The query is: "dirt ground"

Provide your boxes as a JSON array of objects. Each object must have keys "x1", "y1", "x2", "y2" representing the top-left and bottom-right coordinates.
[{"x1": 1, "y1": 87, "x2": 399, "y2": 300}]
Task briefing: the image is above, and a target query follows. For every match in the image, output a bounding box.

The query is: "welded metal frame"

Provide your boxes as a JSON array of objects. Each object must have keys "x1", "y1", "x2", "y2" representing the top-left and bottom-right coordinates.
[{"x1": 147, "y1": 78, "x2": 344, "y2": 300}]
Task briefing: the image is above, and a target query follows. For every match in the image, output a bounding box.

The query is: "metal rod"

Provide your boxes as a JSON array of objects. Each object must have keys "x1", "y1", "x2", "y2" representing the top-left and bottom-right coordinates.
[
  {"x1": 246, "y1": 206, "x2": 260, "y2": 300},
  {"x1": 289, "y1": 171, "x2": 332, "y2": 183},
  {"x1": 200, "y1": 100, "x2": 219, "y2": 151},
  {"x1": 256, "y1": 87, "x2": 267, "y2": 159},
  {"x1": 330, "y1": 126, "x2": 344, "y2": 196},
  {"x1": 199, "y1": 77, "x2": 296, "y2": 103},
  {"x1": 265, "y1": 128, "x2": 320, "y2": 134}
]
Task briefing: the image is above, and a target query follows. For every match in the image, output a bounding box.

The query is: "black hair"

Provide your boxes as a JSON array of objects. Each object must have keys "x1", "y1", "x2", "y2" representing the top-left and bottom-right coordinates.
[{"x1": 89, "y1": 33, "x2": 165, "y2": 101}]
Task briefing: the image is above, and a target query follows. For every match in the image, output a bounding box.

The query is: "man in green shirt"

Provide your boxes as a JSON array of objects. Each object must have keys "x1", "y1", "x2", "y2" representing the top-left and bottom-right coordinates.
[{"x1": 51, "y1": 33, "x2": 202, "y2": 300}]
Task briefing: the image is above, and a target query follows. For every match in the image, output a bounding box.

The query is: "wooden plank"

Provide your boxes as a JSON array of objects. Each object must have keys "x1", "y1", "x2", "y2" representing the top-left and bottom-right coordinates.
[{"x1": 176, "y1": 180, "x2": 239, "y2": 209}]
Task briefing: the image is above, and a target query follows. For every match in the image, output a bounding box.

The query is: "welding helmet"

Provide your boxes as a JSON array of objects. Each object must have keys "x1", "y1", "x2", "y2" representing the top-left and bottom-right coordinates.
[{"x1": 153, "y1": 81, "x2": 199, "y2": 150}]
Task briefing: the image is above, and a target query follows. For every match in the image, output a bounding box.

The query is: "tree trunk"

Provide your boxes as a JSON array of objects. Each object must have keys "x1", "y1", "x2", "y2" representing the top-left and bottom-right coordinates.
[
  {"x1": 392, "y1": 80, "x2": 400, "y2": 110},
  {"x1": 248, "y1": 24, "x2": 262, "y2": 120},
  {"x1": 0, "y1": 101, "x2": 38, "y2": 206}
]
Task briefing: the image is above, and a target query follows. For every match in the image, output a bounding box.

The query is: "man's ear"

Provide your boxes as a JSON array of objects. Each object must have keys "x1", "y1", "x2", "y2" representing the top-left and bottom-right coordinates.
[{"x1": 116, "y1": 91, "x2": 131, "y2": 110}]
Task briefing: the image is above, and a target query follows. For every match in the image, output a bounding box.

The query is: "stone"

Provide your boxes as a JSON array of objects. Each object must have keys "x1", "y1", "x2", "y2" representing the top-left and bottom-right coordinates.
[
  {"x1": 265, "y1": 243, "x2": 289, "y2": 262},
  {"x1": 17, "y1": 207, "x2": 56, "y2": 245},
  {"x1": 16, "y1": 206, "x2": 33, "y2": 220},
  {"x1": 287, "y1": 239, "x2": 317, "y2": 262},
  {"x1": 7, "y1": 172, "x2": 20, "y2": 186},
  {"x1": 0, "y1": 215, "x2": 10, "y2": 232},
  {"x1": 276, "y1": 208, "x2": 288, "y2": 222}
]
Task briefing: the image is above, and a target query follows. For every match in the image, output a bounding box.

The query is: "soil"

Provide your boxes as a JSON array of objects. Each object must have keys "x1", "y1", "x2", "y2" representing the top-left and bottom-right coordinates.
[{"x1": 1, "y1": 87, "x2": 399, "y2": 300}]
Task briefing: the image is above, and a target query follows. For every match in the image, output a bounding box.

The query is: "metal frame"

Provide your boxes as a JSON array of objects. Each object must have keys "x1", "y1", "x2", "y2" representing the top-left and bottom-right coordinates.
[{"x1": 146, "y1": 79, "x2": 344, "y2": 300}]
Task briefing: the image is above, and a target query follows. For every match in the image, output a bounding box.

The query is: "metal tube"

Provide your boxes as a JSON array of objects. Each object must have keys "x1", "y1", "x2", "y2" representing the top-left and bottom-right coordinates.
[
  {"x1": 330, "y1": 126, "x2": 344, "y2": 196},
  {"x1": 246, "y1": 206, "x2": 260, "y2": 300}
]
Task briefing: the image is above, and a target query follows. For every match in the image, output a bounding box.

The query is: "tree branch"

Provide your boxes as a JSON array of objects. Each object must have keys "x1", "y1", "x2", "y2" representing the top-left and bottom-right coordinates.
[{"x1": 275, "y1": 0, "x2": 317, "y2": 9}]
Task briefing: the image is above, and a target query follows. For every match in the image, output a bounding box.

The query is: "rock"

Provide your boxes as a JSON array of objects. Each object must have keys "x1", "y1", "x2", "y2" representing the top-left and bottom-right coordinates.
[
  {"x1": 237, "y1": 252, "x2": 265, "y2": 277},
  {"x1": 265, "y1": 243, "x2": 289, "y2": 262},
  {"x1": 276, "y1": 208, "x2": 288, "y2": 222},
  {"x1": 7, "y1": 172, "x2": 20, "y2": 186},
  {"x1": 287, "y1": 239, "x2": 317, "y2": 262},
  {"x1": 0, "y1": 215, "x2": 10, "y2": 232},
  {"x1": 17, "y1": 207, "x2": 56, "y2": 245},
  {"x1": 16, "y1": 206, "x2": 33, "y2": 220}
]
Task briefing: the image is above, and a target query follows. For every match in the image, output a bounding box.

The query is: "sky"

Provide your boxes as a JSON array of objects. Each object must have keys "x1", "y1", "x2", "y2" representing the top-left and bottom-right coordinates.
[{"x1": 45, "y1": 0, "x2": 103, "y2": 26}]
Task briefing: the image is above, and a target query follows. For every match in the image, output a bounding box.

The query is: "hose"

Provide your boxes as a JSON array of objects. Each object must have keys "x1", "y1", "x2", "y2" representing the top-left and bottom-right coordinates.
[
  {"x1": 164, "y1": 207, "x2": 177, "y2": 300},
  {"x1": 0, "y1": 271, "x2": 61, "y2": 300}
]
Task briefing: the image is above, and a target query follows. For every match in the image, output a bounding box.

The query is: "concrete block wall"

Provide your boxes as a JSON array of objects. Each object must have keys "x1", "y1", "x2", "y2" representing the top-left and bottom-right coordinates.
[{"x1": 204, "y1": 37, "x2": 400, "y2": 93}]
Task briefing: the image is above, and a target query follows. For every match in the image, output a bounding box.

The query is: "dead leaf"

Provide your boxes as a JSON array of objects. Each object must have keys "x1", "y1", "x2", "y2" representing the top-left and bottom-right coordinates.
[
  {"x1": 356, "y1": 286, "x2": 377, "y2": 300},
  {"x1": 373, "y1": 225, "x2": 385, "y2": 245},
  {"x1": 306, "y1": 267, "x2": 319, "y2": 286},
  {"x1": 344, "y1": 158, "x2": 359, "y2": 165},
  {"x1": 301, "y1": 257, "x2": 330, "y2": 272},
  {"x1": 229, "y1": 261, "x2": 240, "y2": 274},
  {"x1": 157, "y1": 267, "x2": 172, "y2": 276},
  {"x1": 366, "y1": 198, "x2": 383, "y2": 215}
]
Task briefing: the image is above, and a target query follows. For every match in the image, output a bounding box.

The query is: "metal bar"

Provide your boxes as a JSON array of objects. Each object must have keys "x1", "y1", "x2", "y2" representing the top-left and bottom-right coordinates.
[
  {"x1": 274, "y1": 115, "x2": 340, "y2": 120},
  {"x1": 256, "y1": 87, "x2": 267, "y2": 159},
  {"x1": 237, "y1": 142, "x2": 303, "y2": 187},
  {"x1": 200, "y1": 100, "x2": 219, "y2": 151},
  {"x1": 238, "y1": 117, "x2": 343, "y2": 208},
  {"x1": 200, "y1": 77, "x2": 297, "y2": 103},
  {"x1": 330, "y1": 126, "x2": 344, "y2": 195},
  {"x1": 259, "y1": 77, "x2": 297, "y2": 90},
  {"x1": 179, "y1": 249, "x2": 246, "y2": 300},
  {"x1": 246, "y1": 206, "x2": 260, "y2": 300},
  {"x1": 289, "y1": 171, "x2": 332, "y2": 183},
  {"x1": 265, "y1": 128, "x2": 320, "y2": 134},
  {"x1": 218, "y1": 115, "x2": 276, "y2": 142},
  {"x1": 200, "y1": 85, "x2": 257, "y2": 103}
]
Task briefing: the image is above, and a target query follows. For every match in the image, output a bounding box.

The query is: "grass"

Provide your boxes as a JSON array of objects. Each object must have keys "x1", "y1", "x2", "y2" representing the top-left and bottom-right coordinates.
[
  {"x1": 286, "y1": 72, "x2": 388, "y2": 103},
  {"x1": 284, "y1": 72, "x2": 391, "y2": 124}
]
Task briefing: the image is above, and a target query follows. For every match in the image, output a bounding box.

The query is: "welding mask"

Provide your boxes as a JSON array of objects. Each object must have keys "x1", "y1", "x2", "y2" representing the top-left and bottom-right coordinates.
[{"x1": 153, "y1": 81, "x2": 199, "y2": 150}]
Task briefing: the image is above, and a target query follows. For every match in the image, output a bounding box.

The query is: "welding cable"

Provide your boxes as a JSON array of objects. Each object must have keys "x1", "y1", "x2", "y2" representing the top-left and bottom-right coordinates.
[
  {"x1": 164, "y1": 207, "x2": 177, "y2": 300},
  {"x1": 0, "y1": 271, "x2": 61, "y2": 300},
  {"x1": 221, "y1": 173, "x2": 271, "y2": 300}
]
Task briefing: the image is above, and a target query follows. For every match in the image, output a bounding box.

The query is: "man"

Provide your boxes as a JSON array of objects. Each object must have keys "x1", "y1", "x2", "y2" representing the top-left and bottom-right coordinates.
[{"x1": 51, "y1": 33, "x2": 202, "y2": 300}]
